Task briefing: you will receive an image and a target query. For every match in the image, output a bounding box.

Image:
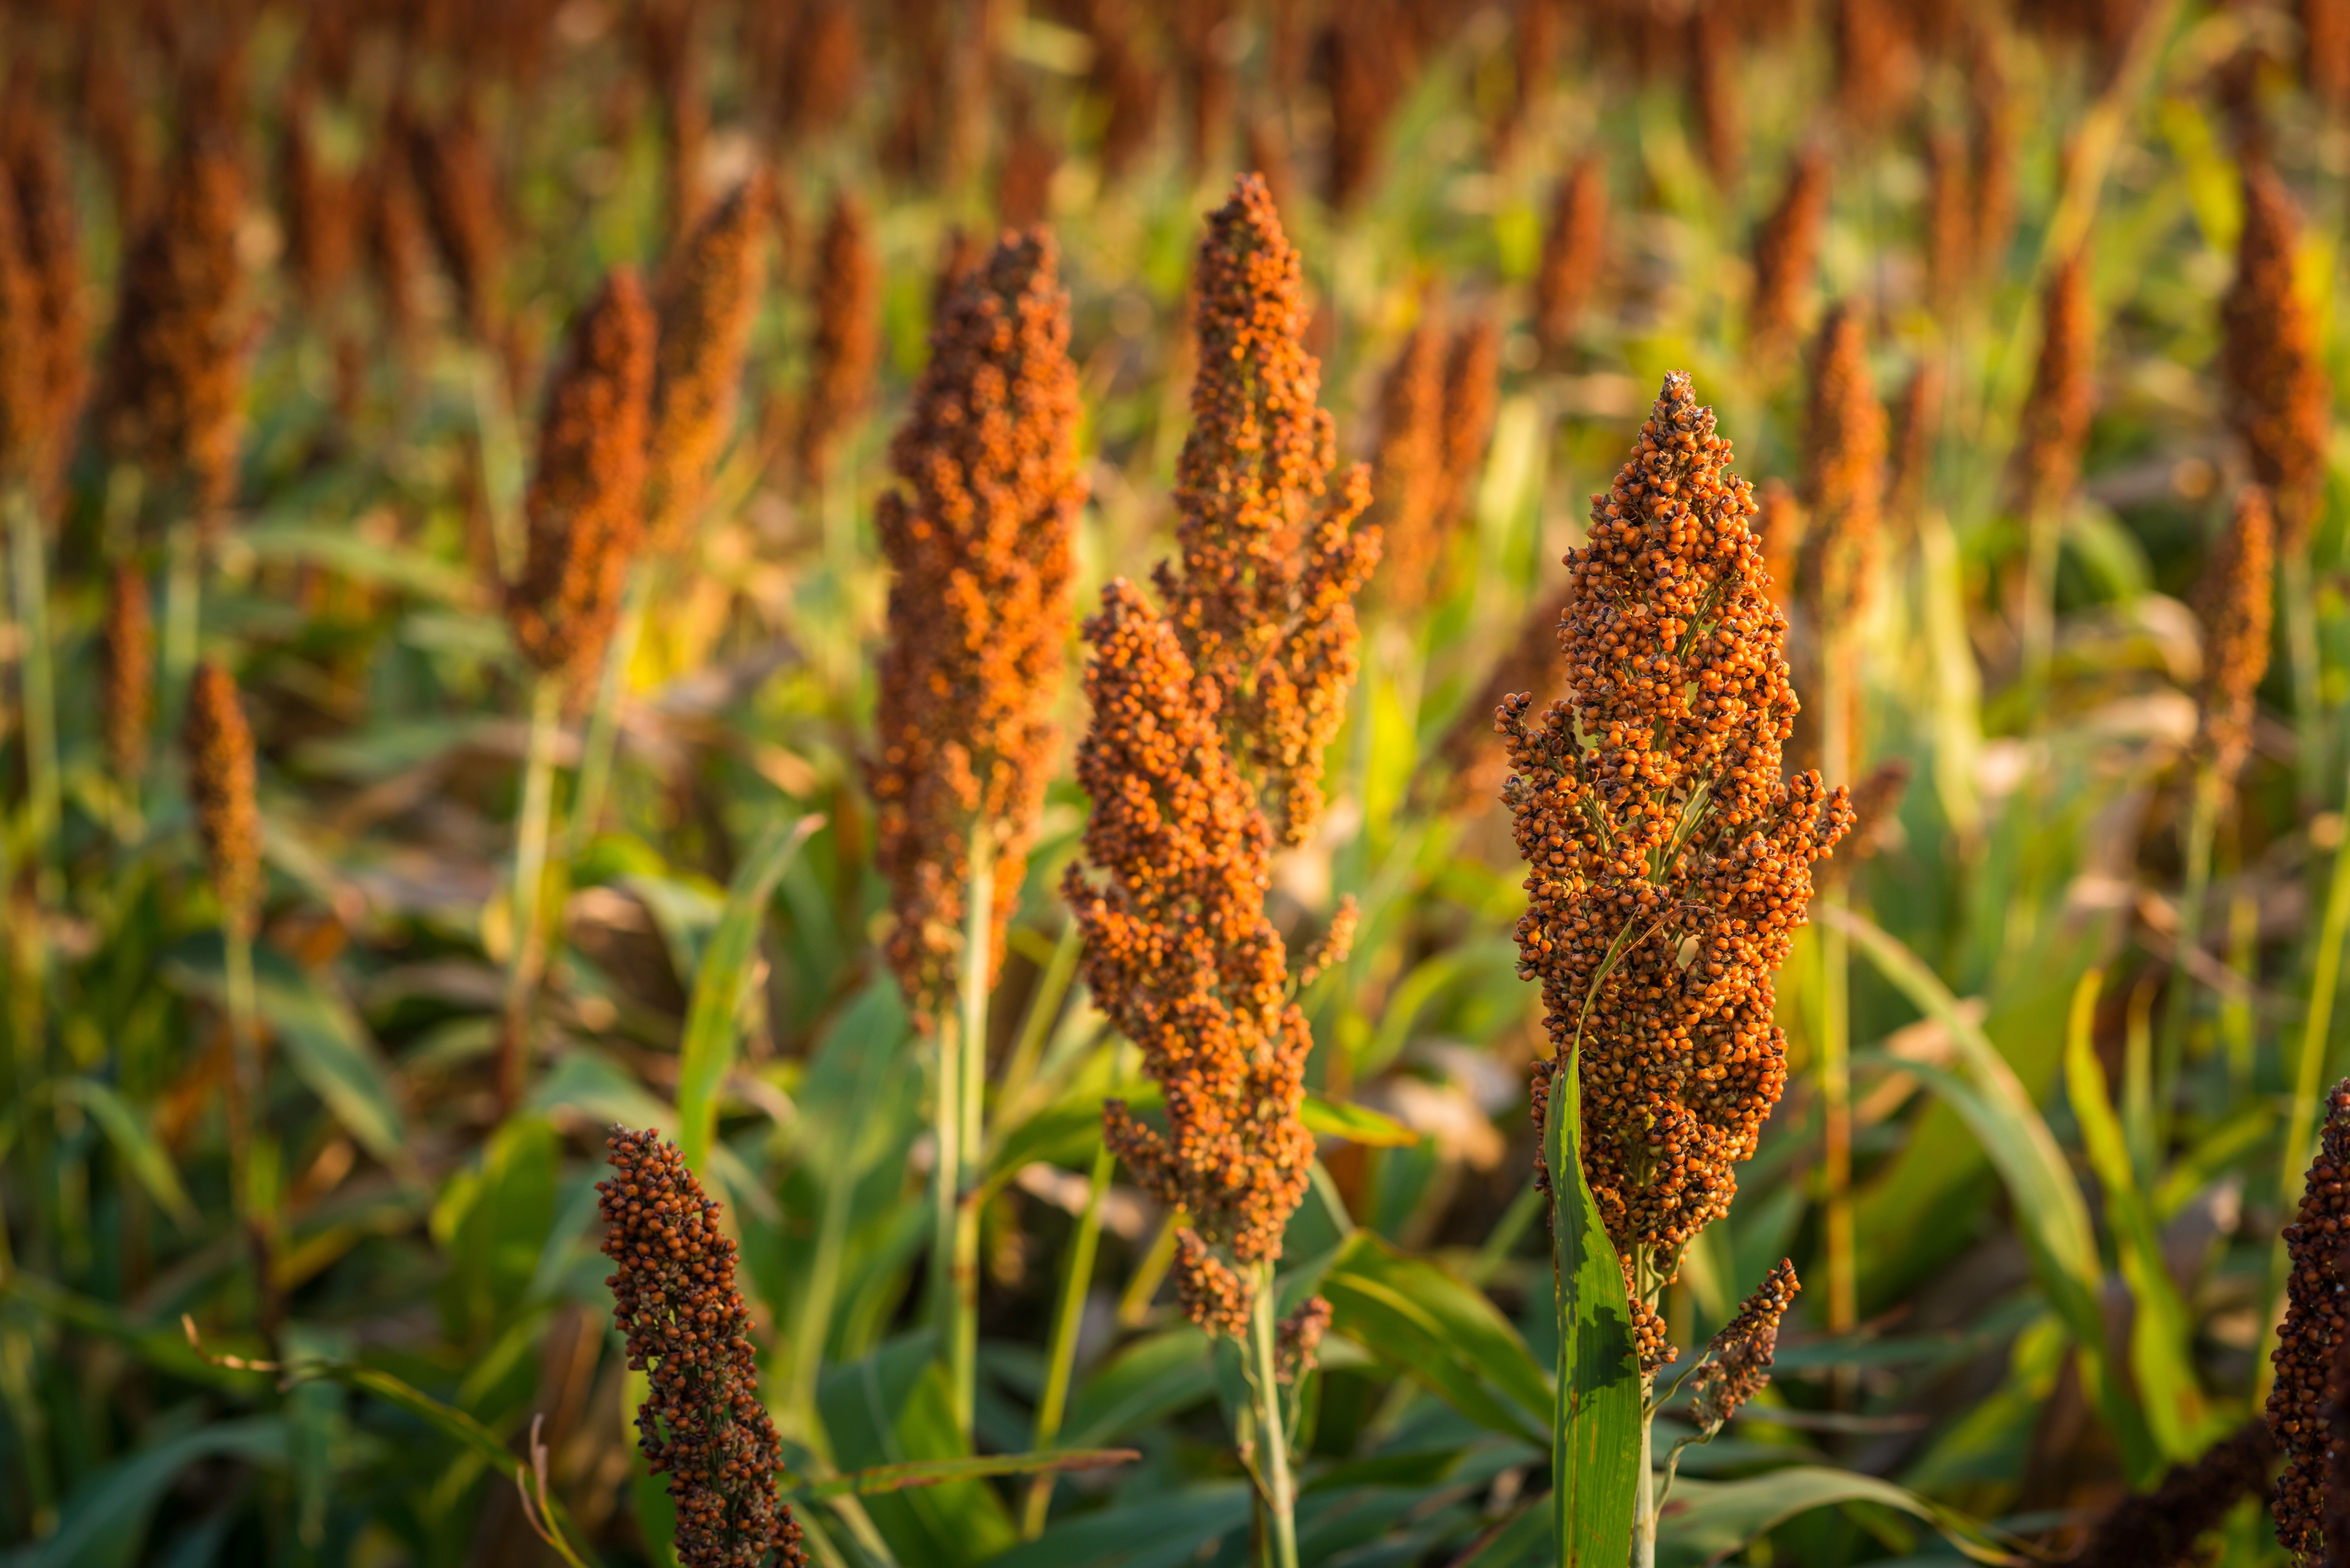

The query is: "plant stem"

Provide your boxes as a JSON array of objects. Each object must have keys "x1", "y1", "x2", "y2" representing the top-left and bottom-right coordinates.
[
  {"x1": 929, "y1": 1029, "x2": 965, "y2": 1433},
  {"x1": 1245, "y1": 1260, "x2": 1300, "y2": 1568},
  {"x1": 1630, "y1": 1385, "x2": 1657, "y2": 1568},
  {"x1": 224, "y1": 922, "x2": 278, "y2": 1339},
  {"x1": 9, "y1": 484, "x2": 60, "y2": 905},
  {"x1": 2282, "y1": 549, "x2": 2324, "y2": 815},
  {"x1": 2153, "y1": 764, "x2": 2221, "y2": 1158},
  {"x1": 996, "y1": 918, "x2": 1082, "y2": 1122},
  {"x1": 499, "y1": 675, "x2": 564, "y2": 1114},
  {"x1": 566, "y1": 578, "x2": 650, "y2": 865},
  {"x1": 944, "y1": 827, "x2": 995, "y2": 1441},
  {"x1": 161, "y1": 514, "x2": 201, "y2": 732},
  {"x1": 1118, "y1": 1210, "x2": 1180, "y2": 1327},
  {"x1": 1021, "y1": 1136, "x2": 1113, "y2": 1537},
  {"x1": 2018, "y1": 497, "x2": 2062, "y2": 708},
  {"x1": 1817, "y1": 640, "x2": 1857, "y2": 1357}
]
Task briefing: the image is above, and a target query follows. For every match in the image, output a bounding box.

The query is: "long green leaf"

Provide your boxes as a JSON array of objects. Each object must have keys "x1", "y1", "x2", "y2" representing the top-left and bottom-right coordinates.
[
  {"x1": 788, "y1": 1449, "x2": 1139, "y2": 1499},
  {"x1": 1321, "y1": 1230, "x2": 1551, "y2": 1443},
  {"x1": 1548, "y1": 1053, "x2": 1641, "y2": 1566},
  {"x1": 35, "y1": 1417, "x2": 288, "y2": 1568},
  {"x1": 2060, "y1": 970, "x2": 2214, "y2": 1464},
  {"x1": 676, "y1": 813, "x2": 820, "y2": 1174},
  {"x1": 1301, "y1": 1093, "x2": 1419, "y2": 1148},
  {"x1": 52, "y1": 1078, "x2": 196, "y2": 1230},
  {"x1": 1655, "y1": 1466, "x2": 2016, "y2": 1567}
]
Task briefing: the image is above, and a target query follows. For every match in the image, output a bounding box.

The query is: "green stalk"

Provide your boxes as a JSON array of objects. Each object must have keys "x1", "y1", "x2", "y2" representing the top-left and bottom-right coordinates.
[
  {"x1": 945, "y1": 828, "x2": 996, "y2": 1441},
  {"x1": 2018, "y1": 498, "x2": 2062, "y2": 708},
  {"x1": 9, "y1": 484, "x2": 60, "y2": 904},
  {"x1": 499, "y1": 675, "x2": 565, "y2": 1114},
  {"x1": 2282, "y1": 549, "x2": 2323, "y2": 814},
  {"x1": 2222, "y1": 884, "x2": 2257, "y2": 1097},
  {"x1": 161, "y1": 515, "x2": 201, "y2": 731},
  {"x1": 565, "y1": 578, "x2": 651, "y2": 865},
  {"x1": 928, "y1": 1026, "x2": 965, "y2": 1430},
  {"x1": 2152, "y1": 765, "x2": 2221, "y2": 1160},
  {"x1": 996, "y1": 919, "x2": 1083, "y2": 1122},
  {"x1": 1630, "y1": 1382, "x2": 1657, "y2": 1568},
  {"x1": 1245, "y1": 1260, "x2": 1300, "y2": 1568},
  {"x1": 1020, "y1": 1137, "x2": 1114, "y2": 1538},
  {"x1": 224, "y1": 922, "x2": 279, "y2": 1339},
  {"x1": 1817, "y1": 642, "x2": 1855, "y2": 1351}
]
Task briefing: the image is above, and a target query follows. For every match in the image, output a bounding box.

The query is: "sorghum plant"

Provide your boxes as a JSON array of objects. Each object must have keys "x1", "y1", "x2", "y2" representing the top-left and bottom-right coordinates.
[
  {"x1": 1534, "y1": 155, "x2": 1607, "y2": 362},
  {"x1": 1748, "y1": 148, "x2": 1827, "y2": 361},
  {"x1": 2268, "y1": 1080, "x2": 2350, "y2": 1562}
]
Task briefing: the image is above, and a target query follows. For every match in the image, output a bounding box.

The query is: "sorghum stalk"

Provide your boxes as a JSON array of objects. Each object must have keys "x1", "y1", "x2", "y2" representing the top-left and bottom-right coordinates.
[
  {"x1": 501, "y1": 271, "x2": 656, "y2": 1110},
  {"x1": 1799, "y1": 304, "x2": 1885, "y2": 1353},
  {"x1": 1501, "y1": 374, "x2": 1851, "y2": 1564},
  {"x1": 1021, "y1": 1134, "x2": 1115, "y2": 1538},
  {"x1": 870, "y1": 231, "x2": 1083, "y2": 1437},
  {"x1": 2157, "y1": 487, "x2": 2273, "y2": 1151}
]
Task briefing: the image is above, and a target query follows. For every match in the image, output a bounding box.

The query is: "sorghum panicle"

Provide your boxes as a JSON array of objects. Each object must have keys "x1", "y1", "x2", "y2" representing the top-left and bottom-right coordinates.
[
  {"x1": 2074, "y1": 1419, "x2": 2275, "y2": 1568},
  {"x1": 1687, "y1": 5, "x2": 1742, "y2": 190},
  {"x1": 1967, "y1": 25, "x2": 2017, "y2": 282},
  {"x1": 361, "y1": 142, "x2": 429, "y2": 340},
  {"x1": 1534, "y1": 155, "x2": 1608, "y2": 361},
  {"x1": 1924, "y1": 129, "x2": 1972, "y2": 309},
  {"x1": 647, "y1": 173, "x2": 776, "y2": 558},
  {"x1": 1829, "y1": 756, "x2": 1911, "y2": 874},
  {"x1": 996, "y1": 108, "x2": 1059, "y2": 230},
  {"x1": 1437, "y1": 313, "x2": 1502, "y2": 536},
  {"x1": 1886, "y1": 360, "x2": 1942, "y2": 529},
  {"x1": 4, "y1": 95, "x2": 86, "y2": 484},
  {"x1": 1754, "y1": 478, "x2": 1804, "y2": 614},
  {"x1": 1749, "y1": 148, "x2": 1829, "y2": 358},
  {"x1": 1064, "y1": 579, "x2": 1318, "y2": 1338},
  {"x1": 1832, "y1": 0, "x2": 1913, "y2": 130},
  {"x1": 280, "y1": 84, "x2": 358, "y2": 316},
  {"x1": 1798, "y1": 303, "x2": 1886, "y2": 628},
  {"x1": 796, "y1": 193, "x2": 880, "y2": 490},
  {"x1": 2309, "y1": 0, "x2": 2350, "y2": 106},
  {"x1": 2195, "y1": 486, "x2": 2275, "y2": 783},
  {"x1": 184, "y1": 662, "x2": 262, "y2": 936},
  {"x1": 2221, "y1": 161, "x2": 2331, "y2": 553},
  {"x1": 406, "y1": 95, "x2": 506, "y2": 342},
  {"x1": 506, "y1": 270, "x2": 656, "y2": 681},
  {"x1": 97, "y1": 131, "x2": 246, "y2": 513},
  {"x1": 1504, "y1": 373, "x2": 1853, "y2": 1370},
  {"x1": 1152, "y1": 174, "x2": 1378, "y2": 848},
  {"x1": 0, "y1": 164, "x2": 40, "y2": 480},
  {"x1": 873, "y1": 229, "x2": 1083, "y2": 1031},
  {"x1": 2270, "y1": 1080, "x2": 2350, "y2": 1559},
  {"x1": 1368, "y1": 312, "x2": 1447, "y2": 611},
  {"x1": 2014, "y1": 249, "x2": 2094, "y2": 519},
  {"x1": 598, "y1": 1129, "x2": 806, "y2": 1568},
  {"x1": 1435, "y1": 585, "x2": 1575, "y2": 811},
  {"x1": 105, "y1": 563, "x2": 155, "y2": 785},
  {"x1": 1689, "y1": 1259, "x2": 1799, "y2": 1431}
]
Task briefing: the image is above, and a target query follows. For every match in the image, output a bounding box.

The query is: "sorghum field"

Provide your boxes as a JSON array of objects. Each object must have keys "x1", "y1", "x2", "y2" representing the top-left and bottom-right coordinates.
[{"x1": 8, "y1": 0, "x2": 2350, "y2": 1564}]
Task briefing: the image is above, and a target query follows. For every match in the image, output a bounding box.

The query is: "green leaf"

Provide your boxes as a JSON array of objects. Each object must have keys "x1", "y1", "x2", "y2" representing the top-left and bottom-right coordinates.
[
  {"x1": 1546, "y1": 1053, "x2": 1641, "y2": 1567},
  {"x1": 1057, "y1": 1326, "x2": 1218, "y2": 1449},
  {"x1": 817, "y1": 1333, "x2": 1018, "y2": 1567},
  {"x1": 2061, "y1": 970, "x2": 2216, "y2": 1465},
  {"x1": 982, "y1": 1483, "x2": 1253, "y2": 1568},
  {"x1": 1301, "y1": 1093, "x2": 1420, "y2": 1148},
  {"x1": 34, "y1": 1417, "x2": 287, "y2": 1568},
  {"x1": 437, "y1": 1115, "x2": 558, "y2": 1345},
  {"x1": 51, "y1": 1078, "x2": 196, "y2": 1230},
  {"x1": 788, "y1": 1449, "x2": 1138, "y2": 1498},
  {"x1": 240, "y1": 518, "x2": 482, "y2": 606},
  {"x1": 1655, "y1": 1466, "x2": 2011, "y2": 1567},
  {"x1": 1321, "y1": 1230, "x2": 1551, "y2": 1444},
  {"x1": 676, "y1": 813, "x2": 820, "y2": 1174}
]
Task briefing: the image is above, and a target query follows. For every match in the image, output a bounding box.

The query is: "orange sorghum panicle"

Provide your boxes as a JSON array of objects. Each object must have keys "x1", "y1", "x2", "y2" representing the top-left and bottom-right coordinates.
[
  {"x1": 1534, "y1": 155, "x2": 1608, "y2": 361},
  {"x1": 2308, "y1": 0, "x2": 2350, "y2": 106},
  {"x1": 647, "y1": 173, "x2": 776, "y2": 557},
  {"x1": 2267, "y1": 1080, "x2": 2350, "y2": 1560},
  {"x1": 280, "y1": 83, "x2": 356, "y2": 317},
  {"x1": 2195, "y1": 487, "x2": 2276, "y2": 783},
  {"x1": 97, "y1": 131, "x2": 247, "y2": 513},
  {"x1": 797, "y1": 193, "x2": 881, "y2": 490},
  {"x1": 1924, "y1": 128, "x2": 1972, "y2": 309},
  {"x1": 2221, "y1": 161, "x2": 2331, "y2": 554},
  {"x1": 1063, "y1": 578, "x2": 1318, "y2": 1338},
  {"x1": 1687, "y1": 5, "x2": 1742, "y2": 190},
  {"x1": 184, "y1": 662, "x2": 262, "y2": 936},
  {"x1": 361, "y1": 140, "x2": 429, "y2": 341},
  {"x1": 1832, "y1": 0, "x2": 1913, "y2": 130},
  {"x1": 1152, "y1": 174, "x2": 1378, "y2": 847},
  {"x1": 1967, "y1": 24, "x2": 2016, "y2": 282},
  {"x1": 1368, "y1": 311, "x2": 1447, "y2": 611},
  {"x1": 1437, "y1": 312, "x2": 1502, "y2": 537},
  {"x1": 506, "y1": 270, "x2": 656, "y2": 681},
  {"x1": 1690, "y1": 1259, "x2": 1799, "y2": 1431},
  {"x1": 105, "y1": 563, "x2": 154, "y2": 784},
  {"x1": 0, "y1": 162, "x2": 38, "y2": 480},
  {"x1": 1886, "y1": 360, "x2": 1942, "y2": 529},
  {"x1": 598, "y1": 1129, "x2": 806, "y2": 1568},
  {"x1": 2074, "y1": 1419, "x2": 2275, "y2": 1568},
  {"x1": 2014, "y1": 249, "x2": 2094, "y2": 519},
  {"x1": 1798, "y1": 303, "x2": 1885, "y2": 627},
  {"x1": 405, "y1": 95, "x2": 506, "y2": 342},
  {"x1": 873, "y1": 230, "x2": 1083, "y2": 1032},
  {"x1": 1503, "y1": 373, "x2": 1852, "y2": 1369},
  {"x1": 1749, "y1": 148, "x2": 1829, "y2": 358},
  {"x1": 1435, "y1": 583, "x2": 1575, "y2": 811},
  {"x1": 1754, "y1": 478, "x2": 1804, "y2": 614},
  {"x1": 4, "y1": 97, "x2": 86, "y2": 484}
]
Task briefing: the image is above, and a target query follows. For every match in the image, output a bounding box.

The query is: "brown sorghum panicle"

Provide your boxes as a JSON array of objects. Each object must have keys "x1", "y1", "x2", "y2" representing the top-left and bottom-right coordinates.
[
  {"x1": 0, "y1": 166, "x2": 39, "y2": 480},
  {"x1": 506, "y1": 271, "x2": 656, "y2": 681},
  {"x1": 1749, "y1": 148, "x2": 1829, "y2": 359},
  {"x1": 280, "y1": 85, "x2": 357, "y2": 317},
  {"x1": 1798, "y1": 304, "x2": 1885, "y2": 628},
  {"x1": 1924, "y1": 128, "x2": 1971, "y2": 309},
  {"x1": 2014, "y1": 249, "x2": 2094, "y2": 519},
  {"x1": 1437, "y1": 313, "x2": 1502, "y2": 536},
  {"x1": 1326, "y1": 7, "x2": 1405, "y2": 211},
  {"x1": 1967, "y1": 26, "x2": 2016, "y2": 283},
  {"x1": 1171, "y1": 0, "x2": 1234, "y2": 172},
  {"x1": 104, "y1": 563, "x2": 154, "y2": 785},
  {"x1": 2221, "y1": 161, "x2": 2331, "y2": 554},
  {"x1": 770, "y1": 0, "x2": 861, "y2": 147},
  {"x1": 997, "y1": 108, "x2": 1059, "y2": 231},
  {"x1": 797, "y1": 193, "x2": 880, "y2": 490},
  {"x1": 361, "y1": 143, "x2": 429, "y2": 341},
  {"x1": 98, "y1": 133, "x2": 246, "y2": 513},
  {"x1": 647, "y1": 173, "x2": 776, "y2": 558},
  {"x1": 1886, "y1": 360, "x2": 1942, "y2": 530},
  {"x1": 1689, "y1": 1260, "x2": 1799, "y2": 1431},
  {"x1": 184, "y1": 662, "x2": 262, "y2": 936},
  {"x1": 2074, "y1": 1418, "x2": 2275, "y2": 1568},
  {"x1": 1369, "y1": 313, "x2": 1446, "y2": 611},
  {"x1": 598, "y1": 1129, "x2": 807, "y2": 1568},
  {"x1": 1687, "y1": 4, "x2": 1742, "y2": 190},
  {"x1": 1152, "y1": 174, "x2": 1378, "y2": 848},
  {"x1": 2195, "y1": 487, "x2": 2276, "y2": 783},
  {"x1": 1504, "y1": 373, "x2": 1852, "y2": 1372},
  {"x1": 873, "y1": 231, "x2": 1082, "y2": 1032},
  {"x1": 1434, "y1": 583, "x2": 1574, "y2": 810},
  {"x1": 4, "y1": 97, "x2": 86, "y2": 483},
  {"x1": 2268, "y1": 1079, "x2": 2350, "y2": 1560},
  {"x1": 1832, "y1": 0, "x2": 1912, "y2": 130},
  {"x1": 1534, "y1": 155, "x2": 1607, "y2": 361},
  {"x1": 406, "y1": 97, "x2": 505, "y2": 342},
  {"x1": 2309, "y1": 0, "x2": 2350, "y2": 106},
  {"x1": 1755, "y1": 478, "x2": 1804, "y2": 614},
  {"x1": 1089, "y1": 2, "x2": 1158, "y2": 179},
  {"x1": 1065, "y1": 578, "x2": 1317, "y2": 1338},
  {"x1": 1830, "y1": 755, "x2": 1911, "y2": 872}
]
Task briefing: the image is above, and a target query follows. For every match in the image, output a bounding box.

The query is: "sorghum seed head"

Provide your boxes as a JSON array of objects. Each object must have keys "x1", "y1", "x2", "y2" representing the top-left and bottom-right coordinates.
[
  {"x1": 1437, "y1": 311, "x2": 1503, "y2": 537},
  {"x1": 1690, "y1": 1260, "x2": 1799, "y2": 1431},
  {"x1": 2073, "y1": 1418, "x2": 2275, "y2": 1568},
  {"x1": 796, "y1": 192, "x2": 880, "y2": 490},
  {"x1": 1434, "y1": 584, "x2": 1575, "y2": 812},
  {"x1": 2195, "y1": 486, "x2": 2276, "y2": 783},
  {"x1": 598, "y1": 1128, "x2": 806, "y2": 1568},
  {"x1": 1687, "y1": 5, "x2": 1742, "y2": 190},
  {"x1": 3, "y1": 95, "x2": 86, "y2": 486},
  {"x1": 2220, "y1": 160, "x2": 2331, "y2": 555},
  {"x1": 105, "y1": 563, "x2": 154, "y2": 786},
  {"x1": 1369, "y1": 310, "x2": 1447, "y2": 613},
  {"x1": 1798, "y1": 302, "x2": 1886, "y2": 628},
  {"x1": 184, "y1": 662, "x2": 262, "y2": 936},
  {"x1": 2014, "y1": 249, "x2": 2095, "y2": 519},
  {"x1": 1749, "y1": 147, "x2": 1829, "y2": 359},
  {"x1": 405, "y1": 94, "x2": 506, "y2": 342},
  {"x1": 1534, "y1": 155, "x2": 1608, "y2": 360},
  {"x1": 1886, "y1": 361, "x2": 1943, "y2": 529},
  {"x1": 279, "y1": 82, "x2": 358, "y2": 317},
  {"x1": 2267, "y1": 1079, "x2": 2350, "y2": 1559},
  {"x1": 874, "y1": 229, "x2": 1083, "y2": 1032},
  {"x1": 647, "y1": 172, "x2": 776, "y2": 558}
]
